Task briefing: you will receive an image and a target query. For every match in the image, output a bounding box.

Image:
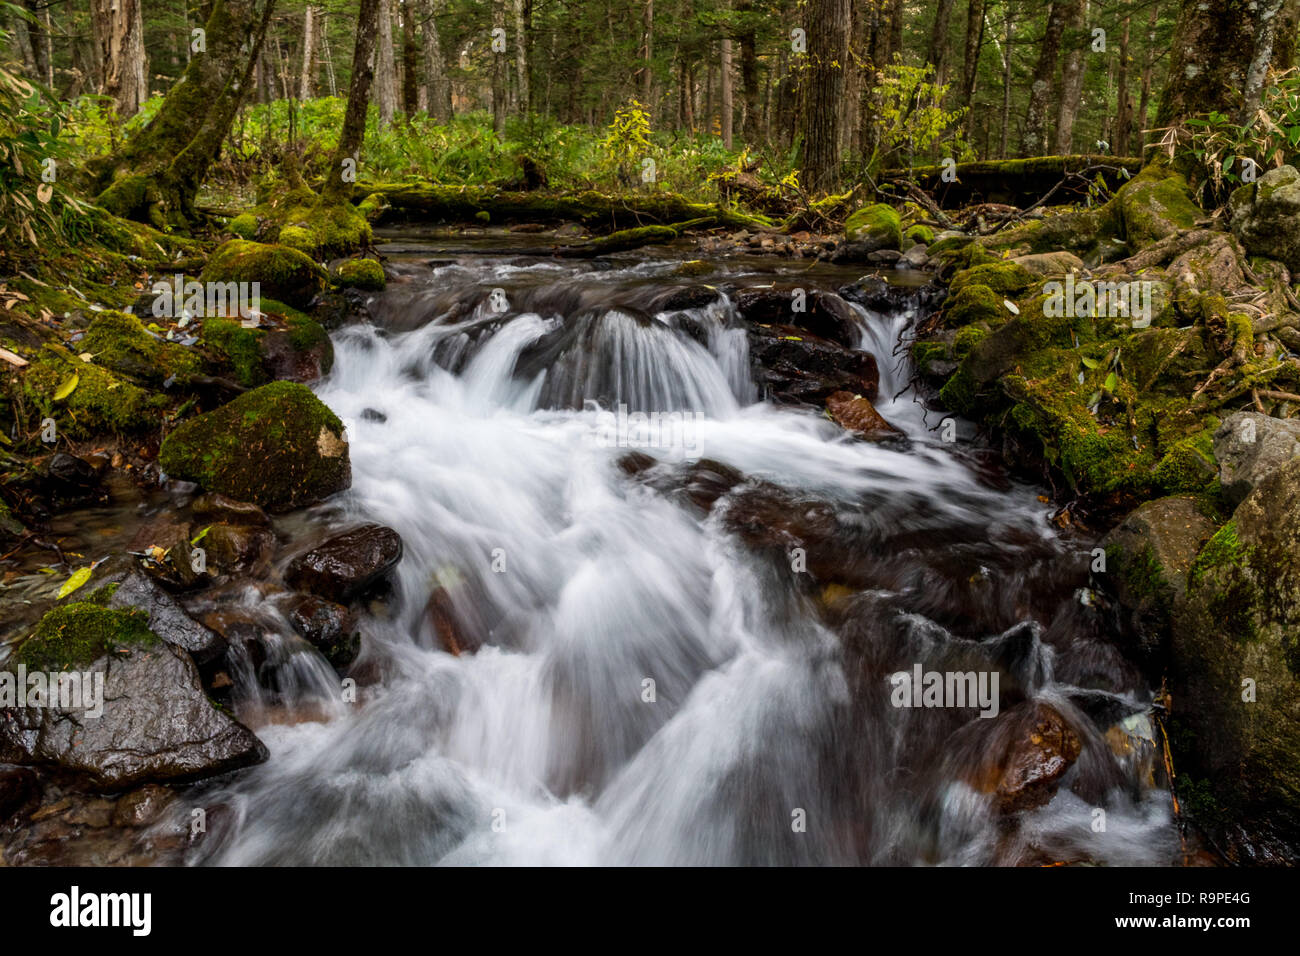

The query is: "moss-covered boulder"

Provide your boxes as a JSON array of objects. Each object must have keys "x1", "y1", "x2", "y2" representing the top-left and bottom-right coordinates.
[
  {"x1": 158, "y1": 381, "x2": 350, "y2": 511},
  {"x1": 333, "y1": 257, "x2": 386, "y2": 291},
  {"x1": 228, "y1": 212, "x2": 259, "y2": 240},
  {"x1": 200, "y1": 299, "x2": 333, "y2": 386},
  {"x1": 1171, "y1": 458, "x2": 1300, "y2": 854},
  {"x1": 1229, "y1": 164, "x2": 1300, "y2": 273},
  {"x1": 844, "y1": 203, "x2": 902, "y2": 251},
  {"x1": 80, "y1": 310, "x2": 202, "y2": 385},
  {"x1": 200, "y1": 240, "x2": 327, "y2": 310},
  {"x1": 22, "y1": 345, "x2": 168, "y2": 438},
  {"x1": 276, "y1": 199, "x2": 372, "y2": 259},
  {"x1": 1115, "y1": 162, "x2": 1202, "y2": 247},
  {"x1": 0, "y1": 602, "x2": 267, "y2": 790}
]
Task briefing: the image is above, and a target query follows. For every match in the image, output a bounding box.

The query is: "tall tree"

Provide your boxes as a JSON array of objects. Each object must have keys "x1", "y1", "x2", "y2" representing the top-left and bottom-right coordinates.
[
  {"x1": 323, "y1": 0, "x2": 382, "y2": 205},
  {"x1": 801, "y1": 0, "x2": 850, "y2": 191},
  {"x1": 720, "y1": 35, "x2": 733, "y2": 148},
  {"x1": 375, "y1": 0, "x2": 398, "y2": 126},
  {"x1": 421, "y1": 0, "x2": 452, "y2": 121},
  {"x1": 515, "y1": 0, "x2": 532, "y2": 115},
  {"x1": 927, "y1": 0, "x2": 957, "y2": 87},
  {"x1": 300, "y1": 4, "x2": 319, "y2": 100},
  {"x1": 736, "y1": 0, "x2": 760, "y2": 142},
  {"x1": 960, "y1": 0, "x2": 986, "y2": 110},
  {"x1": 1052, "y1": 0, "x2": 1087, "y2": 153},
  {"x1": 491, "y1": 0, "x2": 506, "y2": 134},
  {"x1": 90, "y1": 0, "x2": 148, "y2": 117},
  {"x1": 1021, "y1": 0, "x2": 1068, "y2": 156},
  {"x1": 402, "y1": 1, "x2": 420, "y2": 115}
]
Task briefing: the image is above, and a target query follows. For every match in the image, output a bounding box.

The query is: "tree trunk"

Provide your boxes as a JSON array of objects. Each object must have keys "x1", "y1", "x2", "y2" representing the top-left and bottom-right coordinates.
[
  {"x1": 737, "y1": 0, "x2": 759, "y2": 142},
  {"x1": 421, "y1": 0, "x2": 452, "y2": 121},
  {"x1": 999, "y1": 3, "x2": 1013, "y2": 158},
  {"x1": 1022, "y1": 0, "x2": 1068, "y2": 156},
  {"x1": 515, "y1": 0, "x2": 532, "y2": 115},
  {"x1": 1115, "y1": 13, "x2": 1133, "y2": 155},
  {"x1": 1241, "y1": 0, "x2": 1287, "y2": 122},
  {"x1": 720, "y1": 36, "x2": 733, "y2": 148},
  {"x1": 375, "y1": 0, "x2": 398, "y2": 127},
  {"x1": 402, "y1": 2, "x2": 420, "y2": 116},
  {"x1": 1137, "y1": 0, "x2": 1158, "y2": 142},
  {"x1": 800, "y1": 0, "x2": 849, "y2": 191},
  {"x1": 961, "y1": 0, "x2": 986, "y2": 107},
  {"x1": 94, "y1": 0, "x2": 276, "y2": 229},
  {"x1": 1053, "y1": 0, "x2": 1087, "y2": 153},
  {"x1": 639, "y1": 0, "x2": 653, "y2": 107},
  {"x1": 928, "y1": 0, "x2": 957, "y2": 87},
  {"x1": 1158, "y1": 0, "x2": 1283, "y2": 125},
  {"x1": 90, "y1": 0, "x2": 148, "y2": 117},
  {"x1": 492, "y1": 0, "x2": 506, "y2": 134},
  {"x1": 323, "y1": 0, "x2": 382, "y2": 206},
  {"x1": 300, "y1": 5, "x2": 318, "y2": 100},
  {"x1": 18, "y1": 0, "x2": 49, "y2": 85}
]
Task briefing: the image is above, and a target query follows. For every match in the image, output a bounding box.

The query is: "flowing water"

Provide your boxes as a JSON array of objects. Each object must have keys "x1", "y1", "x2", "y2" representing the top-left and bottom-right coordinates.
[{"x1": 186, "y1": 235, "x2": 1180, "y2": 866}]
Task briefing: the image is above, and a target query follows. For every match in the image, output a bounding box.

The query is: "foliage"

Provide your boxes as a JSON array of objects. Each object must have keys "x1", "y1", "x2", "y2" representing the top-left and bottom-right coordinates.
[{"x1": 857, "y1": 62, "x2": 970, "y2": 178}]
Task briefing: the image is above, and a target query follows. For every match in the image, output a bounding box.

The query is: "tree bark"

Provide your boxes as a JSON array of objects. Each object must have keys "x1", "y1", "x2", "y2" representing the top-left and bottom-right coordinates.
[
  {"x1": 800, "y1": 0, "x2": 849, "y2": 191},
  {"x1": 737, "y1": 0, "x2": 760, "y2": 142},
  {"x1": 421, "y1": 0, "x2": 452, "y2": 121},
  {"x1": 1158, "y1": 0, "x2": 1280, "y2": 124},
  {"x1": 720, "y1": 36, "x2": 733, "y2": 148},
  {"x1": 375, "y1": 0, "x2": 398, "y2": 126},
  {"x1": 1241, "y1": 0, "x2": 1287, "y2": 122},
  {"x1": 1053, "y1": 0, "x2": 1087, "y2": 153},
  {"x1": 492, "y1": 0, "x2": 506, "y2": 134},
  {"x1": 961, "y1": 0, "x2": 986, "y2": 107},
  {"x1": 639, "y1": 0, "x2": 653, "y2": 107},
  {"x1": 999, "y1": 3, "x2": 1013, "y2": 158},
  {"x1": 1021, "y1": 0, "x2": 1068, "y2": 156},
  {"x1": 402, "y1": 2, "x2": 420, "y2": 116},
  {"x1": 1137, "y1": 0, "x2": 1158, "y2": 142},
  {"x1": 1115, "y1": 14, "x2": 1133, "y2": 155},
  {"x1": 322, "y1": 0, "x2": 382, "y2": 205},
  {"x1": 91, "y1": 0, "x2": 148, "y2": 117},
  {"x1": 299, "y1": 5, "x2": 318, "y2": 100},
  {"x1": 928, "y1": 0, "x2": 957, "y2": 87},
  {"x1": 515, "y1": 0, "x2": 532, "y2": 115}
]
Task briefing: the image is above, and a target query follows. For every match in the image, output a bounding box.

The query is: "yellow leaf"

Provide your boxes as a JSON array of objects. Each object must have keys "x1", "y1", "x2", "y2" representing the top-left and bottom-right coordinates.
[
  {"x1": 53, "y1": 372, "x2": 79, "y2": 401},
  {"x1": 57, "y1": 566, "x2": 92, "y2": 599},
  {"x1": 36, "y1": 183, "x2": 53, "y2": 204}
]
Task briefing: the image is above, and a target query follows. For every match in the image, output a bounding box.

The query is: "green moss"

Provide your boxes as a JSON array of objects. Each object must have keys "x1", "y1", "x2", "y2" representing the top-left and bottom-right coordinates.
[
  {"x1": 334, "y1": 258, "x2": 386, "y2": 291},
  {"x1": 1116, "y1": 162, "x2": 1202, "y2": 246},
  {"x1": 200, "y1": 239, "x2": 327, "y2": 310},
  {"x1": 1189, "y1": 521, "x2": 1246, "y2": 589},
  {"x1": 1154, "y1": 427, "x2": 1217, "y2": 493},
  {"x1": 940, "y1": 284, "x2": 1005, "y2": 329},
  {"x1": 953, "y1": 325, "x2": 989, "y2": 359},
  {"x1": 1187, "y1": 521, "x2": 1260, "y2": 644},
  {"x1": 158, "y1": 381, "x2": 349, "y2": 510},
  {"x1": 201, "y1": 318, "x2": 266, "y2": 387},
  {"x1": 228, "y1": 213, "x2": 259, "y2": 240},
  {"x1": 80, "y1": 310, "x2": 201, "y2": 385},
  {"x1": 948, "y1": 261, "x2": 1037, "y2": 297},
  {"x1": 844, "y1": 203, "x2": 902, "y2": 249},
  {"x1": 905, "y1": 224, "x2": 934, "y2": 245},
  {"x1": 276, "y1": 199, "x2": 373, "y2": 258},
  {"x1": 15, "y1": 602, "x2": 159, "y2": 671},
  {"x1": 23, "y1": 347, "x2": 166, "y2": 437}
]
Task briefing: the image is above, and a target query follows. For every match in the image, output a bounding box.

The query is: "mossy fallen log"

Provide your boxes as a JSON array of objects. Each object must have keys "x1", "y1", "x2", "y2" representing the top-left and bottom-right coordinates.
[
  {"x1": 355, "y1": 183, "x2": 774, "y2": 232},
  {"x1": 883, "y1": 155, "x2": 1145, "y2": 209}
]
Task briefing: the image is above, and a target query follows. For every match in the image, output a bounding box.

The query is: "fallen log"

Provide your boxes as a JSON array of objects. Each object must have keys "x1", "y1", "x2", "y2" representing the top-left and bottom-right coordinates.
[
  {"x1": 356, "y1": 183, "x2": 774, "y2": 233},
  {"x1": 882, "y1": 155, "x2": 1144, "y2": 209}
]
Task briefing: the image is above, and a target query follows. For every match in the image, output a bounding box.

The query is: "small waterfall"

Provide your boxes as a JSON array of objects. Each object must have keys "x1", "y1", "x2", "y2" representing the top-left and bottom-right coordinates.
[{"x1": 185, "y1": 246, "x2": 1179, "y2": 867}]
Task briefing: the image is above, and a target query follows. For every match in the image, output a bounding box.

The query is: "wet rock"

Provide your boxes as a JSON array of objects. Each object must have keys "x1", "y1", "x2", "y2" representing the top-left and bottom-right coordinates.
[
  {"x1": 158, "y1": 381, "x2": 351, "y2": 512},
  {"x1": 1011, "y1": 250, "x2": 1085, "y2": 276},
  {"x1": 47, "y1": 452, "x2": 99, "y2": 489},
  {"x1": 735, "y1": 288, "x2": 860, "y2": 348},
  {"x1": 199, "y1": 239, "x2": 327, "y2": 310},
  {"x1": 646, "y1": 285, "x2": 719, "y2": 312},
  {"x1": 105, "y1": 570, "x2": 228, "y2": 666},
  {"x1": 747, "y1": 324, "x2": 879, "y2": 405},
  {"x1": 838, "y1": 274, "x2": 943, "y2": 314},
  {"x1": 1097, "y1": 495, "x2": 1215, "y2": 667},
  {"x1": 1213, "y1": 411, "x2": 1300, "y2": 506},
  {"x1": 966, "y1": 701, "x2": 1083, "y2": 813},
  {"x1": 111, "y1": 784, "x2": 176, "y2": 827},
  {"x1": 282, "y1": 593, "x2": 360, "y2": 670},
  {"x1": 1229, "y1": 164, "x2": 1300, "y2": 272},
  {"x1": 721, "y1": 481, "x2": 842, "y2": 579},
  {"x1": 0, "y1": 604, "x2": 267, "y2": 790},
  {"x1": 898, "y1": 244, "x2": 930, "y2": 270},
  {"x1": 867, "y1": 249, "x2": 902, "y2": 265},
  {"x1": 0, "y1": 767, "x2": 40, "y2": 822},
  {"x1": 843, "y1": 203, "x2": 902, "y2": 252},
  {"x1": 191, "y1": 493, "x2": 270, "y2": 527},
  {"x1": 285, "y1": 524, "x2": 404, "y2": 603},
  {"x1": 825, "y1": 390, "x2": 902, "y2": 440},
  {"x1": 199, "y1": 522, "x2": 275, "y2": 576}
]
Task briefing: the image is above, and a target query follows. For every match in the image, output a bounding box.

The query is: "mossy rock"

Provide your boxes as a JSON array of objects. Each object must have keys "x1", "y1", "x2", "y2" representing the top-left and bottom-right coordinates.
[
  {"x1": 22, "y1": 346, "x2": 167, "y2": 438},
  {"x1": 1115, "y1": 162, "x2": 1202, "y2": 247},
  {"x1": 276, "y1": 200, "x2": 372, "y2": 259},
  {"x1": 844, "y1": 203, "x2": 902, "y2": 250},
  {"x1": 948, "y1": 261, "x2": 1038, "y2": 298},
  {"x1": 158, "y1": 381, "x2": 350, "y2": 511},
  {"x1": 80, "y1": 310, "x2": 202, "y2": 385},
  {"x1": 939, "y1": 284, "x2": 1006, "y2": 330},
  {"x1": 228, "y1": 213, "x2": 259, "y2": 240},
  {"x1": 333, "y1": 258, "x2": 386, "y2": 291},
  {"x1": 15, "y1": 603, "x2": 159, "y2": 671},
  {"x1": 200, "y1": 240, "x2": 327, "y2": 310},
  {"x1": 904, "y1": 224, "x2": 934, "y2": 245},
  {"x1": 200, "y1": 299, "x2": 333, "y2": 387}
]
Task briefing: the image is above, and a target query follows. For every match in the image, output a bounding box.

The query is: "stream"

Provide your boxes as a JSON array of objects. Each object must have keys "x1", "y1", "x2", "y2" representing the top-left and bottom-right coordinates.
[{"x1": 178, "y1": 234, "x2": 1180, "y2": 866}]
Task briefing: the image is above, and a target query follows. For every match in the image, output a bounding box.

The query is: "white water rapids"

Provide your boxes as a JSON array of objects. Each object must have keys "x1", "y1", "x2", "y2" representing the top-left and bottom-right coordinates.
[{"x1": 187, "y1": 245, "x2": 1180, "y2": 866}]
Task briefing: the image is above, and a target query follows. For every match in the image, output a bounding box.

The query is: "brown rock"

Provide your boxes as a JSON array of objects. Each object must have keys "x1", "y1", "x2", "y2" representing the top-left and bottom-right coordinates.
[{"x1": 826, "y1": 390, "x2": 902, "y2": 440}]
